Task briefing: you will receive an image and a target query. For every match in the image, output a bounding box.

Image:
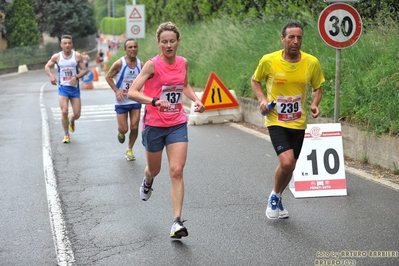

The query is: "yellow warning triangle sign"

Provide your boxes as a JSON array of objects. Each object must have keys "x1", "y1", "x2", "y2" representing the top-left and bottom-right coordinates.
[
  {"x1": 201, "y1": 72, "x2": 240, "y2": 111},
  {"x1": 129, "y1": 7, "x2": 142, "y2": 19}
]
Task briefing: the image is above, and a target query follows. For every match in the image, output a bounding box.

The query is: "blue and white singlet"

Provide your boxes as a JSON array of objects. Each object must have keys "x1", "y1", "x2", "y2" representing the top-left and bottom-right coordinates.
[{"x1": 114, "y1": 56, "x2": 141, "y2": 105}]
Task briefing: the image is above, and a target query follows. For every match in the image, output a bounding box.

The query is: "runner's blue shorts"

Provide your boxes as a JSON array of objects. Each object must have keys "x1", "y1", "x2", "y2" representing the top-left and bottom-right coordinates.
[
  {"x1": 58, "y1": 85, "x2": 80, "y2": 98},
  {"x1": 142, "y1": 122, "x2": 188, "y2": 152},
  {"x1": 115, "y1": 103, "x2": 142, "y2": 114}
]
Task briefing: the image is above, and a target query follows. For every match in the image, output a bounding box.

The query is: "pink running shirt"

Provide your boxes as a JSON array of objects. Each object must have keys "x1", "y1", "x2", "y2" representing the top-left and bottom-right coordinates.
[{"x1": 142, "y1": 54, "x2": 187, "y2": 127}]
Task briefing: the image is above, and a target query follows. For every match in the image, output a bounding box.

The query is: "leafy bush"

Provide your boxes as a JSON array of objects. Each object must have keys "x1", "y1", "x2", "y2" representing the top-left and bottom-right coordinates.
[
  {"x1": 100, "y1": 17, "x2": 126, "y2": 36},
  {"x1": 109, "y1": 17, "x2": 399, "y2": 136}
]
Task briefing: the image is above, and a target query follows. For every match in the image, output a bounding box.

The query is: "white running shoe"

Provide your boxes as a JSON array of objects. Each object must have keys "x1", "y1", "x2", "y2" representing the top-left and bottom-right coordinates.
[
  {"x1": 140, "y1": 178, "x2": 153, "y2": 201},
  {"x1": 278, "y1": 197, "x2": 289, "y2": 219},
  {"x1": 266, "y1": 194, "x2": 279, "y2": 219},
  {"x1": 170, "y1": 220, "x2": 188, "y2": 239}
]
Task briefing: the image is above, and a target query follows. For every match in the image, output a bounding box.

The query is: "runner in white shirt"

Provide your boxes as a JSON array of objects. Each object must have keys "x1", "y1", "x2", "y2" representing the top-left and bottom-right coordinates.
[
  {"x1": 45, "y1": 35, "x2": 87, "y2": 143},
  {"x1": 105, "y1": 39, "x2": 143, "y2": 161}
]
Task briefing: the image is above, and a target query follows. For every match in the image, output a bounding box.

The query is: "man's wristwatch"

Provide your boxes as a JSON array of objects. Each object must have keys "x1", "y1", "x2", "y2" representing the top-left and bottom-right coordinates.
[{"x1": 151, "y1": 97, "x2": 159, "y2": 106}]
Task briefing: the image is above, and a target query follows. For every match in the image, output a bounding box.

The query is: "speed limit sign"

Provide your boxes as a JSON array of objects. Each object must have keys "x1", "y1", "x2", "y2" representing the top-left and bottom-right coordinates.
[
  {"x1": 290, "y1": 123, "x2": 347, "y2": 198},
  {"x1": 318, "y1": 3, "x2": 362, "y2": 49}
]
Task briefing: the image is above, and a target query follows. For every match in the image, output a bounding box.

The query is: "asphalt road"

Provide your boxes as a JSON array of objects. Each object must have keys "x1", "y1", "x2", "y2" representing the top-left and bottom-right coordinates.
[{"x1": 0, "y1": 70, "x2": 398, "y2": 266}]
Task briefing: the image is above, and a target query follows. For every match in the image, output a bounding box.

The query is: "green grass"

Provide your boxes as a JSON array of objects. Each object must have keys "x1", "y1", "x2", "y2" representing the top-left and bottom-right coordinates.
[{"x1": 108, "y1": 18, "x2": 399, "y2": 136}]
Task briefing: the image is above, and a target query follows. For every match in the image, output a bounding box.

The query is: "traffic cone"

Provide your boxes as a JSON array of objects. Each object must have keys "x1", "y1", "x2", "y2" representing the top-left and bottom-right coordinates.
[
  {"x1": 92, "y1": 68, "x2": 99, "y2": 81},
  {"x1": 83, "y1": 82, "x2": 93, "y2": 89}
]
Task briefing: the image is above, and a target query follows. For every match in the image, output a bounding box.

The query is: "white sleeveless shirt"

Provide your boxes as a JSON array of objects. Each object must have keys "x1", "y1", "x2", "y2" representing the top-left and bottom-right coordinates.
[
  {"x1": 57, "y1": 51, "x2": 79, "y2": 88},
  {"x1": 114, "y1": 56, "x2": 141, "y2": 105}
]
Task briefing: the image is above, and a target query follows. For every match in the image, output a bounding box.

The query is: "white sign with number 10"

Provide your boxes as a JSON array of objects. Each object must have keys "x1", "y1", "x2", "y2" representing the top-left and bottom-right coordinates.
[{"x1": 290, "y1": 123, "x2": 347, "y2": 198}]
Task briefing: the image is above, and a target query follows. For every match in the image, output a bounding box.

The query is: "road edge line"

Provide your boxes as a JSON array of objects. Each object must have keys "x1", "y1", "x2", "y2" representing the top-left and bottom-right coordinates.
[{"x1": 40, "y1": 84, "x2": 76, "y2": 265}]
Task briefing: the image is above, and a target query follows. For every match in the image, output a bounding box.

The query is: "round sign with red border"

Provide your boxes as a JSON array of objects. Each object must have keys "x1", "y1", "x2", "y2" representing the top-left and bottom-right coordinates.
[
  {"x1": 318, "y1": 3, "x2": 362, "y2": 49},
  {"x1": 131, "y1": 25, "x2": 141, "y2": 35}
]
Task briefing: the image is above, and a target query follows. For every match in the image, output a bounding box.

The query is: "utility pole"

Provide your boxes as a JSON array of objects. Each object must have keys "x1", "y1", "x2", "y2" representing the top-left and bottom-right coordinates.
[{"x1": 112, "y1": 0, "x2": 115, "y2": 40}]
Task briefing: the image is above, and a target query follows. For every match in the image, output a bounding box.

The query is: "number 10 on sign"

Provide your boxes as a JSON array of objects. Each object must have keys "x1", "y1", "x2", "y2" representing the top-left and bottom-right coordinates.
[{"x1": 290, "y1": 123, "x2": 347, "y2": 198}]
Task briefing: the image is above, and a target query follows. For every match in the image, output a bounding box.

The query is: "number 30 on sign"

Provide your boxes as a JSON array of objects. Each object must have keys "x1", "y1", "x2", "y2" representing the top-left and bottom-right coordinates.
[
  {"x1": 318, "y1": 3, "x2": 362, "y2": 49},
  {"x1": 290, "y1": 123, "x2": 347, "y2": 198}
]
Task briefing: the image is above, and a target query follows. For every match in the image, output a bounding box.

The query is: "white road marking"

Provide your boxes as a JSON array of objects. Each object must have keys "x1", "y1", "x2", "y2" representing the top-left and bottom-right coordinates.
[
  {"x1": 50, "y1": 104, "x2": 145, "y2": 124},
  {"x1": 40, "y1": 84, "x2": 76, "y2": 266}
]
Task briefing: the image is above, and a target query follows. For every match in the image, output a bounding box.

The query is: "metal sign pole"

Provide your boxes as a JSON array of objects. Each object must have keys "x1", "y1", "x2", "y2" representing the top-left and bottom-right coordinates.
[
  {"x1": 326, "y1": 0, "x2": 360, "y2": 123},
  {"x1": 112, "y1": 0, "x2": 115, "y2": 40},
  {"x1": 334, "y1": 49, "x2": 341, "y2": 123},
  {"x1": 319, "y1": 2, "x2": 362, "y2": 123}
]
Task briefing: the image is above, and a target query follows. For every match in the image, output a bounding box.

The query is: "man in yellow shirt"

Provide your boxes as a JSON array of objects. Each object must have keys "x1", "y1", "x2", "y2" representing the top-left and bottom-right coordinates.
[{"x1": 251, "y1": 21, "x2": 325, "y2": 219}]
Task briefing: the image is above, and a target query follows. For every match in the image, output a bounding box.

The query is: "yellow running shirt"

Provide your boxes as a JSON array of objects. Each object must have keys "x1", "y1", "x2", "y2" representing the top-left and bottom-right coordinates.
[{"x1": 253, "y1": 49, "x2": 325, "y2": 130}]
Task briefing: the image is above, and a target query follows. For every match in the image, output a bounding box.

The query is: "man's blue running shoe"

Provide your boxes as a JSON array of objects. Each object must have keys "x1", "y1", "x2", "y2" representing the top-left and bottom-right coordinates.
[
  {"x1": 278, "y1": 197, "x2": 289, "y2": 219},
  {"x1": 266, "y1": 194, "x2": 279, "y2": 219}
]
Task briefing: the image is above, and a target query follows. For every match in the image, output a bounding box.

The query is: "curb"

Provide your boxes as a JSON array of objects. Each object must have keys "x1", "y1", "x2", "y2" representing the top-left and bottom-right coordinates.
[{"x1": 91, "y1": 74, "x2": 109, "y2": 90}]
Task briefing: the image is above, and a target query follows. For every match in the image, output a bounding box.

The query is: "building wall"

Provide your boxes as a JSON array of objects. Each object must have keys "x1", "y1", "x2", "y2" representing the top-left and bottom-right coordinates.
[
  {"x1": 0, "y1": 11, "x2": 6, "y2": 50},
  {"x1": 0, "y1": 35, "x2": 6, "y2": 49}
]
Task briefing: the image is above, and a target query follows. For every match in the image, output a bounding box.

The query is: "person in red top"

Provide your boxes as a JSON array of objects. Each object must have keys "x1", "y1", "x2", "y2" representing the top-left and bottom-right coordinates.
[{"x1": 128, "y1": 22, "x2": 205, "y2": 238}]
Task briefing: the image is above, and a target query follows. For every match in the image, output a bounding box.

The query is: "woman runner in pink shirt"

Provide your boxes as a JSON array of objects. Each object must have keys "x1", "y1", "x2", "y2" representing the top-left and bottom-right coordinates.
[{"x1": 128, "y1": 22, "x2": 205, "y2": 238}]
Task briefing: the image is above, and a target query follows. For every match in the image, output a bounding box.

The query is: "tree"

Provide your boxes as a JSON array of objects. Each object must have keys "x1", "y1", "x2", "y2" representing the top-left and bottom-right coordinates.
[
  {"x1": 5, "y1": 0, "x2": 40, "y2": 48},
  {"x1": 33, "y1": 0, "x2": 51, "y2": 35},
  {"x1": 0, "y1": 0, "x2": 11, "y2": 37},
  {"x1": 0, "y1": 0, "x2": 9, "y2": 15},
  {"x1": 42, "y1": 0, "x2": 97, "y2": 41},
  {"x1": 0, "y1": 0, "x2": 10, "y2": 14}
]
